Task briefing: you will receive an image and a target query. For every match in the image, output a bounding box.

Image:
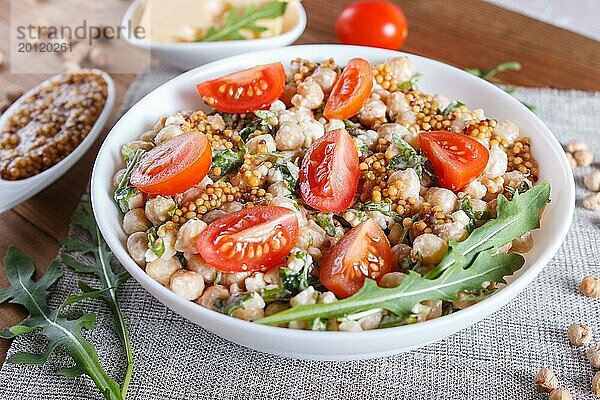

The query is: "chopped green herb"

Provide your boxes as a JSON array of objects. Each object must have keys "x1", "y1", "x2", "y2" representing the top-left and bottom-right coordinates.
[
  {"x1": 274, "y1": 161, "x2": 299, "y2": 192},
  {"x1": 458, "y1": 196, "x2": 489, "y2": 233},
  {"x1": 397, "y1": 73, "x2": 423, "y2": 91},
  {"x1": 440, "y1": 101, "x2": 465, "y2": 116},
  {"x1": 343, "y1": 119, "x2": 363, "y2": 136},
  {"x1": 215, "y1": 293, "x2": 252, "y2": 316},
  {"x1": 388, "y1": 133, "x2": 427, "y2": 178},
  {"x1": 357, "y1": 200, "x2": 401, "y2": 222},
  {"x1": 310, "y1": 318, "x2": 328, "y2": 331},
  {"x1": 239, "y1": 110, "x2": 277, "y2": 141},
  {"x1": 212, "y1": 147, "x2": 245, "y2": 177},
  {"x1": 195, "y1": 0, "x2": 288, "y2": 42},
  {"x1": 114, "y1": 146, "x2": 145, "y2": 213},
  {"x1": 279, "y1": 251, "x2": 318, "y2": 295},
  {"x1": 314, "y1": 214, "x2": 337, "y2": 237},
  {"x1": 261, "y1": 286, "x2": 293, "y2": 303},
  {"x1": 216, "y1": 287, "x2": 291, "y2": 315},
  {"x1": 146, "y1": 227, "x2": 165, "y2": 258}
]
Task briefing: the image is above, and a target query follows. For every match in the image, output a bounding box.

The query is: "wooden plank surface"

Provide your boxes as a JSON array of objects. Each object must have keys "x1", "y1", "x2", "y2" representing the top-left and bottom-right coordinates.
[{"x1": 1, "y1": 0, "x2": 599, "y2": 364}]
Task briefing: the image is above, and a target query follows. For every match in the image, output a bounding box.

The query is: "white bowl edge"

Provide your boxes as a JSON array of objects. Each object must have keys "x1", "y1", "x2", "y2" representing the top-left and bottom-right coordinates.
[{"x1": 90, "y1": 45, "x2": 575, "y2": 360}]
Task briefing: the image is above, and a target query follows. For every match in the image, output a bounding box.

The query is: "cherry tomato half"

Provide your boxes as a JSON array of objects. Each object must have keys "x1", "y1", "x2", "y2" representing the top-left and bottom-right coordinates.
[
  {"x1": 419, "y1": 131, "x2": 490, "y2": 191},
  {"x1": 197, "y1": 206, "x2": 299, "y2": 273},
  {"x1": 299, "y1": 129, "x2": 360, "y2": 212},
  {"x1": 323, "y1": 58, "x2": 373, "y2": 120},
  {"x1": 336, "y1": 0, "x2": 409, "y2": 50},
  {"x1": 196, "y1": 63, "x2": 286, "y2": 113},
  {"x1": 320, "y1": 219, "x2": 393, "y2": 298},
  {"x1": 131, "y1": 131, "x2": 212, "y2": 196}
]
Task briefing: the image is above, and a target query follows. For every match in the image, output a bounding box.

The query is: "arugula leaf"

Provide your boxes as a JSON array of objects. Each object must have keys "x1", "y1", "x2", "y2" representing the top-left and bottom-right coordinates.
[
  {"x1": 279, "y1": 252, "x2": 317, "y2": 295},
  {"x1": 0, "y1": 247, "x2": 123, "y2": 400},
  {"x1": 238, "y1": 110, "x2": 277, "y2": 141},
  {"x1": 60, "y1": 202, "x2": 133, "y2": 398},
  {"x1": 195, "y1": 1, "x2": 288, "y2": 42},
  {"x1": 465, "y1": 62, "x2": 537, "y2": 113},
  {"x1": 465, "y1": 61, "x2": 521, "y2": 82},
  {"x1": 314, "y1": 214, "x2": 337, "y2": 237},
  {"x1": 114, "y1": 146, "x2": 145, "y2": 213},
  {"x1": 440, "y1": 101, "x2": 465, "y2": 116},
  {"x1": 388, "y1": 133, "x2": 427, "y2": 178},
  {"x1": 274, "y1": 161, "x2": 299, "y2": 192},
  {"x1": 397, "y1": 73, "x2": 423, "y2": 91},
  {"x1": 257, "y1": 250, "x2": 523, "y2": 326},
  {"x1": 257, "y1": 181, "x2": 550, "y2": 326},
  {"x1": 425, "y1": 181, "x2": 550, "y2": 279}
]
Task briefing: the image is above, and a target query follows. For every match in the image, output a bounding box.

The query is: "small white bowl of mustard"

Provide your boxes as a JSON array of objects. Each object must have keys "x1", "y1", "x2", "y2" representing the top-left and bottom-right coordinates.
[
  {"x1": 121, "y1": 0, "x2": 307, "y2": 71},
  {"x1": 0, "y1": 70, "x2": 115, "y2": 213}
]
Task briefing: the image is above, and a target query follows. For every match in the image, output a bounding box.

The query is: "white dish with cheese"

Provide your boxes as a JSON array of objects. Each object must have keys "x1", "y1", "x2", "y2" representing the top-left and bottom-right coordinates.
[{"x1": 122, "y1": 0, "x2": 306, "y2": 70}]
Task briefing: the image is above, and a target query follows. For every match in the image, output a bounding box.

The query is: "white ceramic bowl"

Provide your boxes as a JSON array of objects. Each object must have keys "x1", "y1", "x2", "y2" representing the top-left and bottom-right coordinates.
[
  {"x1": 91, "y1": 45, "x2": 575, "y2": 360},
  {"x1": 122, "y1": 0, "x2": 307, "y2": 71},
  {"x1": 0, "y1": 71, "x2": 115, "y2": 214}
]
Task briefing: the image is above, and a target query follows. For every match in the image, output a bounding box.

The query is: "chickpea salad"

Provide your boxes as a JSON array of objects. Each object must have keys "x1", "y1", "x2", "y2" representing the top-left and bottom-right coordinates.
[{"x1": 114, "y1": 57, "x2": 550, "y2": 331}]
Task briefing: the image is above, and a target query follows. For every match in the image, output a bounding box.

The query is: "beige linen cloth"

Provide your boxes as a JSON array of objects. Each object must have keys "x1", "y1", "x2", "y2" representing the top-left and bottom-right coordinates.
[{"x1": 1, "y1": 67, "x2": 599, "y2": 399}]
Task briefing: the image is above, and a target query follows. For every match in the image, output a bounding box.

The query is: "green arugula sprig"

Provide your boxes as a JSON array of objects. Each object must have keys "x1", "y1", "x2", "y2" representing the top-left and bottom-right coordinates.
[
  {"x1": 257, "y1": 250, "x2": 523, "y2": 326},
  {"x1": 424, "y1": 181, "x2": 550, "y2": 279},
  {"x1": 465, "y1": 61, "x2": 522, "y2": 82},
  {"x1": 60, "y1": 202, "x2": 133, "y2": 399},
  {"x1": 195, "y1": 1, "x2": 288, "y2": 42},
  {"x1": 256, "y1": 182, "x2": 550, "y2": 326},
  {"x1": 465, "y1": 61, "x2": 537, "y2": 112},
  {"x1": 0, "y1": 247, "x2": 124, "y2": 400}
]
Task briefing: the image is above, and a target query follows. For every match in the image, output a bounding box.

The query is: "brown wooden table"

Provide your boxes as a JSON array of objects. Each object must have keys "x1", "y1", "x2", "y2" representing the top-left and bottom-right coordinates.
[{"x1": 1, "y1": 0, "x2": 599, "y2": 364}]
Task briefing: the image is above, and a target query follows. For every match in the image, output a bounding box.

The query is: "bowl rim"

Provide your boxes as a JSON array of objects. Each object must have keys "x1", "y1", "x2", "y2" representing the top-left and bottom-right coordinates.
[
  {"x1": 0, "y1": 70, "x2": 115, "y2": 213},
  {"x1": 121, "y1": 0, "x2": 307, "y2": 50},
  {"x1": 91, "y1": 44, "x2": 575, "y2": 341}
]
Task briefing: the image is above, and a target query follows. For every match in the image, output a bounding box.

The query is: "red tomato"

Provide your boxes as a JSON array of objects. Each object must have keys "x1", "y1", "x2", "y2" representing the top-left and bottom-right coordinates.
[
  {"x1": 320, "y1": 219, "x2": 393, "y2": 298},
  {"x1": 299, "y1": 129, "x2": 360, "y2": 212},
  {"x1": 323, "y1": 58, "x2": 373, "y2": 120},
  {"x1": 336, "y1": 0, "x2": 409, "y2": 50},
  {"x1": 419, "y1": 131, "x2": 490, "y2": 191},
  {"x1": 196, "y1": 63, "x2": 286, "y2": 113},
  {"x1": 131, "y1": 131, "x2": 212, "y2": 196},
  {"x1": 197, "y1": 206, "x2": 299, "y2": 273}
]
